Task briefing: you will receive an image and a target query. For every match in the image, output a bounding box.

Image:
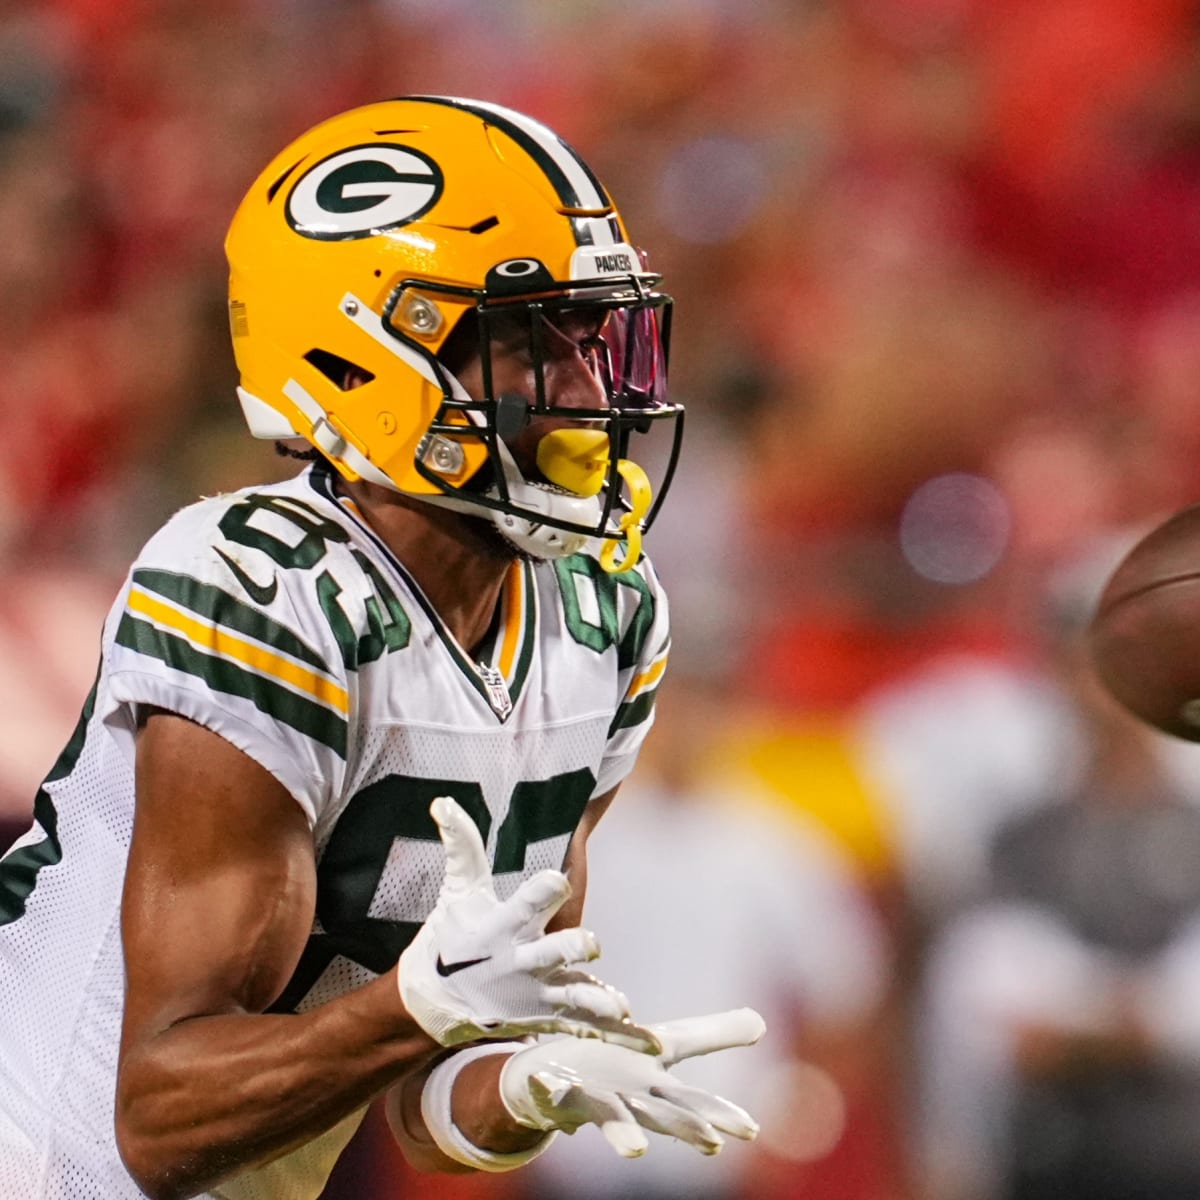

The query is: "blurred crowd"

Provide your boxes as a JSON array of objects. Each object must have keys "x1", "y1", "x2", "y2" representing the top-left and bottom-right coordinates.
[{"x1": 9, "y1": 0, "x2": 1200, "y2": 1197}]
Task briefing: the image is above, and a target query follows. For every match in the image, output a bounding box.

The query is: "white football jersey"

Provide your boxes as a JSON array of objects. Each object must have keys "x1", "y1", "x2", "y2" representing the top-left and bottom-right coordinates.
[{"x1": 0, "y1": 464, "x2": 669, "y2": 1200}]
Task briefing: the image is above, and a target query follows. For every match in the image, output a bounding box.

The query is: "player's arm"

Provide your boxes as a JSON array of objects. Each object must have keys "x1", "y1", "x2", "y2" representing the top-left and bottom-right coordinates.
[
  {"x1": 117, "y1": 720, "x2": 644, "y2": 1196},
  {"x1": 114, "y1": 710, "x2": 440, "y2": 1200},
  {"x1": 385, "y1": 784, "x2": 619, "y2": 1171}
]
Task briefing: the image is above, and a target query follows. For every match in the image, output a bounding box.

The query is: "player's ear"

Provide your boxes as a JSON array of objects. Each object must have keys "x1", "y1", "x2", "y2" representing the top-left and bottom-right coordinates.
[
  {"x1": 297, "y1": 348, "x2": 374, "y2": 393},
  {"x1": 343, "y1": 365, "x2": 371, "y2": 391}
]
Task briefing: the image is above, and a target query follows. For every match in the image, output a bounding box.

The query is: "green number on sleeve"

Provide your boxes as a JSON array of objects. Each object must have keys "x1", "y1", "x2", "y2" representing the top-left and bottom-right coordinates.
[
  {"x1": 317, "y1": 550, "x2": 411, "y2": 669},
  {"x1": 218, "y1": 494, "x2": 350, "y2": 570}
]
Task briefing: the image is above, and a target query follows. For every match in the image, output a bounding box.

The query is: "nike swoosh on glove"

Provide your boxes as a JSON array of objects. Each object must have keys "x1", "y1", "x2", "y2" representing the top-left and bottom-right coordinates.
[
  {"x1": 398, "y1": 796, "x2": 660, "y2": 1052},
  {"x1": 499, "y1": 1007, "x2": 767, "y2": 1158}
]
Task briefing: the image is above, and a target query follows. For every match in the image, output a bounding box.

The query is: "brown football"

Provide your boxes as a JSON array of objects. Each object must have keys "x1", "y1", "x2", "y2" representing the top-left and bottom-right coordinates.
[{"x1": 1090, "y1": 505, "x2": 1200, "y2": 740}]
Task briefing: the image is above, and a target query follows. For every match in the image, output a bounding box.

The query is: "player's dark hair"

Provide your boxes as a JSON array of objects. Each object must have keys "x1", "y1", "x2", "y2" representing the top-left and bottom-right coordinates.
[{"x1": 274, "y1": 441, "x2": 321, "y2": 461}]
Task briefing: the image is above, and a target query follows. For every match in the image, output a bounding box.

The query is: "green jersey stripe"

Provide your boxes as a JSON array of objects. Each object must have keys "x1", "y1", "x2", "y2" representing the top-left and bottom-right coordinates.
[
  {"x1": 132, "y1": 568, "x2": 330, "y2": 673},
  {"x1": 115, "y1": 613, "x2": 348, "y2": 757},
  {"x1": 0, "y1": 790, "x2": 62, "y2": 925},
  {"x1": 608, "y1": 684, "x2": 660, "y2": 736}
]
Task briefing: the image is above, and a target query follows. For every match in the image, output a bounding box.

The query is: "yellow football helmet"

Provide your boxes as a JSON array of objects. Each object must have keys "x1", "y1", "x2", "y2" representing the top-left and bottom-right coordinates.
[{"x1": 225, "y1": 95, "x2": 682, "y2": 566}]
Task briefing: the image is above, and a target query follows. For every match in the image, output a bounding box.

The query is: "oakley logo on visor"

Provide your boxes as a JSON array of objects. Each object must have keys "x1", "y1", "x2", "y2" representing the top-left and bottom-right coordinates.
[{"x1": 287, "y1": 144, "x2": 444, "y2": 240}]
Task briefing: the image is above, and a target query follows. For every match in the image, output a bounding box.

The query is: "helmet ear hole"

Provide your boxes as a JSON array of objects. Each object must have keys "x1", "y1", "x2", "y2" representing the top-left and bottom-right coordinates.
[{"x1": 303, "y1": 348, "x2": 375, "y2": 391}]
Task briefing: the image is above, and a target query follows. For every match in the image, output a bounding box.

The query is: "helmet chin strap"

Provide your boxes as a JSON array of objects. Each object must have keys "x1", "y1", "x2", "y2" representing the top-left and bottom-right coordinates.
[
  {"x1": 417, "y1": 435, "x2": 599, "y2": 560},
  {"x1": 484, "y1": 435, "x2": 600, "y2": 559},
  {"x1": 418, "y1": 414, "x2": 651, "y2": 570}
]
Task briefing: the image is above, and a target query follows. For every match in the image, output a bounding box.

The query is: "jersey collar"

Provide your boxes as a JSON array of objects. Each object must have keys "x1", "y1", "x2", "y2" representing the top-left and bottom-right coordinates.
[{"x1": 306, "y1": 465, "x2": 537, "y2": 722}]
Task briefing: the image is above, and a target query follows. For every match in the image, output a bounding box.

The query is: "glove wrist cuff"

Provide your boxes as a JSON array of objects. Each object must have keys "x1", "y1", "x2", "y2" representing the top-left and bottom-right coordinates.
[{"x1": 422, "y1": 1043, "x2": 558, "y2": 1171}]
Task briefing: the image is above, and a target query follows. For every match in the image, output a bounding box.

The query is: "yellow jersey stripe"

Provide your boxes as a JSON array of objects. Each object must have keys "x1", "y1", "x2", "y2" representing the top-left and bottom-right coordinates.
[
  {"x1": 127, "y1": 588, "x2": 349, "y2": 715},
  {"x1": 627, "y1": 654, "x2": 668, "y2": 698},
  {"x1": 498, "y1": 561, "x2": 525, "y2": 680}
]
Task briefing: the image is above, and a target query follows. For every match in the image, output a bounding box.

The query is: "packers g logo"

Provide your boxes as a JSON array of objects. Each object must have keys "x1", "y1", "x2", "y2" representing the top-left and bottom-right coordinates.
[{"x1": 286, "y1": 144, "x2": 444, "y2": 240}]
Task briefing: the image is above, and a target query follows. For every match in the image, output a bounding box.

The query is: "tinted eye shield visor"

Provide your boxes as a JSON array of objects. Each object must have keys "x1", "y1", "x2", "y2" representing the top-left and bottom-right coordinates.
[{"x1": 382, "y1": 275, "x2": 683, "y2": 542}]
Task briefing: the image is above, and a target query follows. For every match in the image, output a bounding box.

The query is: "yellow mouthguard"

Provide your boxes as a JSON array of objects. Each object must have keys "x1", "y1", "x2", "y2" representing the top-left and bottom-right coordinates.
[
  {"x1": 536, "y1": 428, "x2": 611, "y2": 497},
  {"x1": 598, "y1": 458, "x2": 652, "y2": 575},
  {"x1": 534, "y1": 429, "x2": 653, "y2": 574}
]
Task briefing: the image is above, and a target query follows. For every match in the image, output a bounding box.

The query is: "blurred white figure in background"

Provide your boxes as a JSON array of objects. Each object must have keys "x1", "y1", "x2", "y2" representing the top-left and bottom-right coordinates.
[
  {"x1": 0, "y1": 567, "x2": 112, "y2": 823},
  {"x1": 852, "y1": 652, "x2": 1075, "y2": 921},
  {"x1": 851, "y1": 531, "x2": 1200, "y2": 925},
  {"x1": 525, "y1": 681, "x2": 890, "y2": 1200}
]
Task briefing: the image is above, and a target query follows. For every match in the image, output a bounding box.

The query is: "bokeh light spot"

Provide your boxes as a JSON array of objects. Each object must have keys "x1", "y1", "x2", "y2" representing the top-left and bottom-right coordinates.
[
  {"x1": 899, "y1": 472, "x2": 1011, "y2": 584},
  {"x1": 655, "y1": 135, "x2": 766, "y2": 245}
]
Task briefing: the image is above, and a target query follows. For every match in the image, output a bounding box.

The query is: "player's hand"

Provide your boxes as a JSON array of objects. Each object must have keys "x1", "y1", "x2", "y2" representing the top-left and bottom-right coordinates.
[
  {"x1": 499, "y1": 1007, "x2": 766, "y2": 1158},
  {"x1": 397, "y1": 796, "x2": 659, "y2": 1052}
]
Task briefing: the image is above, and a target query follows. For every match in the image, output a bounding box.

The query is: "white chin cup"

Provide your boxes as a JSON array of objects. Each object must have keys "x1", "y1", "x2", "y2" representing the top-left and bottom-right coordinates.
[
  {"x1": 417, "y1": 480, "x2": 599, "y2": 559},
  {"x1": 488, "y1": 479, "x2": 599, "y2": 559},
  {"x1": 480, "y1": 434, "x2": 598, "y2": 560}
]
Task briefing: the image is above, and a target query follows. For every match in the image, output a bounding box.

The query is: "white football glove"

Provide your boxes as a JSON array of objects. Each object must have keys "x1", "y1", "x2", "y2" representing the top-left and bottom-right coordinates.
[
  {"x1": 499, "y1": 1007, "x2": 767, "y2": 1158},
  {"x1": 398, "y1": 796, "x2": 659, "y2": 1052}
]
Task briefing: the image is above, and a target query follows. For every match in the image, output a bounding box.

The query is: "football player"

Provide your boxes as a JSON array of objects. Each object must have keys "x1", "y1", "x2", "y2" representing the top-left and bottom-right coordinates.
[{"x1": 0, "y1": 97, "x2": 763, "y2": 1199}]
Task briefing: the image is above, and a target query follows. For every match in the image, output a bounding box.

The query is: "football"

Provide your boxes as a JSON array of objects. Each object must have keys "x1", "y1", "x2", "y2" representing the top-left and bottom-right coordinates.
[{"x1": 1089, "y1": 505, "x2": 1200, "y2": 740}]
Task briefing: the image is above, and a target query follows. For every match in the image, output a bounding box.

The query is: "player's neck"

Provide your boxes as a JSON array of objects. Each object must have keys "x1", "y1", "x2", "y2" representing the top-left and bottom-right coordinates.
[{"x1": 338, "y1": 478, "x2": 512, "y2": 657}]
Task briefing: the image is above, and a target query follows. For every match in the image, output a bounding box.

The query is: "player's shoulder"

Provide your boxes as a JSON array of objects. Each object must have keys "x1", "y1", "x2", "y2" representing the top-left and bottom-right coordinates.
[
  {"x1": 106, "y1": 468, "x2": 360, "y2": 779},
  {"x1": 134, "y1": 467, "x2": 375, "y2": 592},
  {"x1": 122, "y1": 467, "x2": 370, "y2": 653},
  {"x1": 125, "y1": 466, "x2": 427, "y2": 684},
  {"x1": 537, "y1": 547, "x2": 666, "y2": 615},
  {"x1": 138, "y1": 468, "x2": 346, "y2": 567}
]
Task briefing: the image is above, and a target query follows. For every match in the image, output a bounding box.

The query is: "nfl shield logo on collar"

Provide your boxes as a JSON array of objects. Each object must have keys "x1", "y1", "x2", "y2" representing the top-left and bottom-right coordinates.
[{"x1": 476, "y1": 662, "x2": 513, "y2": 720}]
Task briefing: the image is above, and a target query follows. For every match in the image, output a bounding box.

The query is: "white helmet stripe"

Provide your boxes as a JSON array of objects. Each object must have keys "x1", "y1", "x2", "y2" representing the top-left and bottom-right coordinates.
[
  {"x1": 407, "y1": 96, "x2": 617, "y2": 246},
  {"x1": 280, "y1": 377, "x2": 397, "y2": 488},
  {"x1": 338, "y1": 292, "x2": 476, "y2": 408}
]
